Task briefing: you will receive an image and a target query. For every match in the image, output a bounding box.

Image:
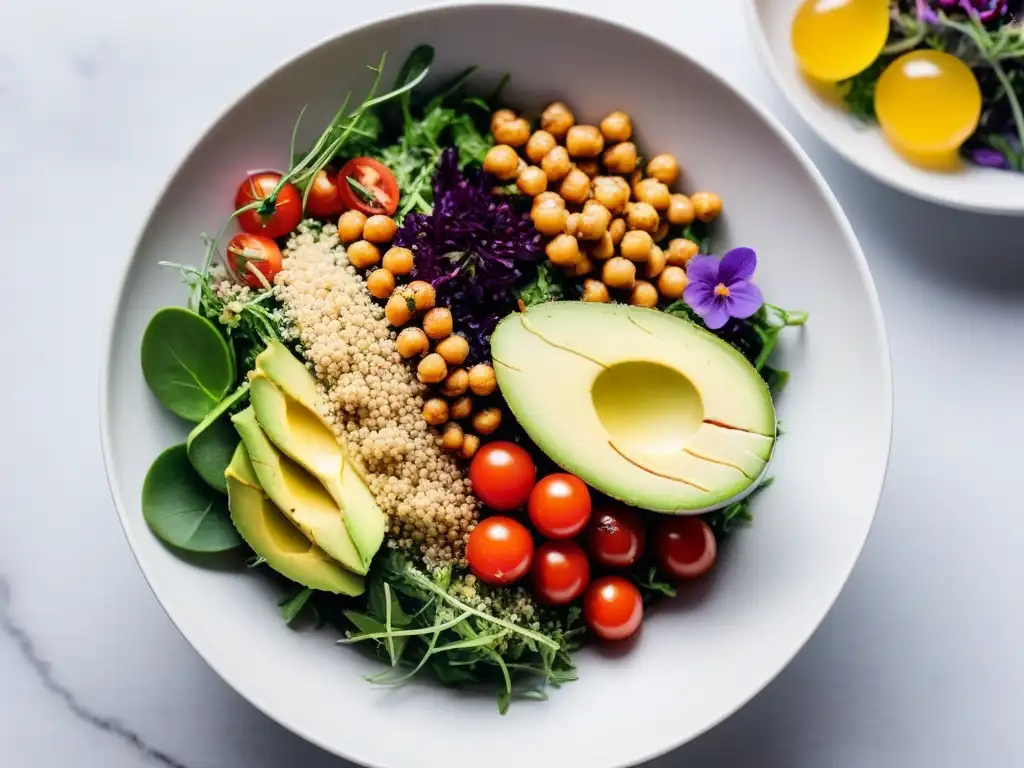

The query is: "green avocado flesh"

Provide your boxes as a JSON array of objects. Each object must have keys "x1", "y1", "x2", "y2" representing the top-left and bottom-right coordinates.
[
  {"x1": 246, "y1": 348, "x2": 386, "y2": 565},
  {"x1": 225, "y1": 443, "x2": 364, "y2": 595},
  {"x1": 490, "y1": 302, "x2": 776, "y2": 514}
]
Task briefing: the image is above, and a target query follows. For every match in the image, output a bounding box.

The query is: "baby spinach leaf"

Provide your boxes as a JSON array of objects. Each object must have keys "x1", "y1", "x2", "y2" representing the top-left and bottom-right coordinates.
[
  {"x1": 142, "y1": 444, "x2": 242, "y2": 552},
  {"x1": 141, "y1": 307, "x2": 234, "y2": 422},
  {"x1": 186, "y1": 382, "x2": 251, "y2": 493}
]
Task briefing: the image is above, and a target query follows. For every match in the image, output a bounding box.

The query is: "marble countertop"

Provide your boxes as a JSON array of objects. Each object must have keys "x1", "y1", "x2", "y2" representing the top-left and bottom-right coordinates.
[{"x1": 2, "y1": 0, "x2": 1022, "y2": 766}]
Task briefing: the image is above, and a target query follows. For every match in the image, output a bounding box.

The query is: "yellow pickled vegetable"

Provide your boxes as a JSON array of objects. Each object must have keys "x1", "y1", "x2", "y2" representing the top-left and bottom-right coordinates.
[{"x1": 791, "y1": 0, "x2": 890, "y2": 83}]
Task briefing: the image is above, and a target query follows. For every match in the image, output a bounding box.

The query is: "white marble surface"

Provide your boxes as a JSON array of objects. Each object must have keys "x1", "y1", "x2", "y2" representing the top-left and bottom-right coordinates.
[{"x1": 1, "y1": 0, "x2": 1022, "y2": 766}]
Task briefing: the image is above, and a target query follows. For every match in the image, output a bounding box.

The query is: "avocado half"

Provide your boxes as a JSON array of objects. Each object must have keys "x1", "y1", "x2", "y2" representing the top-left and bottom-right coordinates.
[{"x1": 490, "y1": 301, "x2": 776, "y2": 514}]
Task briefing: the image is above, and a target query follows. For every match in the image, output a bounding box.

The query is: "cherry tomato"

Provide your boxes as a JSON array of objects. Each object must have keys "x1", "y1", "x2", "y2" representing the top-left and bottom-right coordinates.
[
  {"x1": 469, "y1": 442, "x2": 537, "y2": 512},
  {"x1": 338, "y1": 157, "x2": 400, "y2": 216},
  {"x1": 584, "y1": 576, "x2": 643, "y2": 642},
  {"x1": 466, "y1": 516, "x2": 535, "y2": 585},
  {"x1": 528, "y1": 474, "x2": 592, "y2": 539},
  {"x1": 225, "y1": 233, "x2": 283, "y2": 289},
  {"x1": 304, "y1": 170, "x2": 345, "y2": 218},
  {"x1": 532, "y1": 540, "x2": 591, "y2": 606},
  {"x1": 654, "y1": 517, "x2": 717, "y2": 580},
  {"x1": 234, "y1": 172, "x2": 303, "y2": 239},
  {"x1": 584, "y1": 503, "x2": 647, "y2": 569}
]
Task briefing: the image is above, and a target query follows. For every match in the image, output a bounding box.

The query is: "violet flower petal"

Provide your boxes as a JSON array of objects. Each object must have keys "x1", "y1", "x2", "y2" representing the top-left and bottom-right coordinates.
[
  {"x1": 972, "y1": 147, "x2": 1011, "y2": 169},
  {"x1": 683, "y1": 280, "x2": 715, "y2": 313},
  {"x1": 717, "y1": 247, "x2": 757, "y2": 285},
  {"x1": 685, "y1": 255, "x2": 720, "y2": 286},
  {"x1": 725, "y1": 280, "x2": 765, "y2": 320},
  {"x1": 702, "y1": 301, "x2": 730, "y2": 330}
]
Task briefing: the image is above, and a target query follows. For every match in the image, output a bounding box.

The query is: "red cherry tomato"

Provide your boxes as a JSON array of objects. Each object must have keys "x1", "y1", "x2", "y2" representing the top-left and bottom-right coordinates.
[
  {"x1": 528, "y1": 474, "x2": 592, "y2": 539},
  {"x1": 235, "y1": 172, "x2": 303, "y2": 240},
  {"x1": 654, "y1": 517, "x2": 717, "y2": 580},
  {"x1": 338, "y1": 157, "x2": 400, "y2": 216},
  {"x1": 304, "y1": 170, "x2": 345, "y2": 218},
  {"x1": 584, "y1": 503, "x2": 647, "y2": 569},
  {"x1": 584, "y1": 576, "x2": 643, "y2": 641},
  {"x1": 532, "y1": 540, "x2": 591, "y2": 606},
  {"x1": 469, "y1": 442, "x2": 537, "y2": 512},
  {"x1": 225, "y1": 233, "x2": 283, "y2": 289},
  {"x1": 466, "y1": 516, "x2": 535, "y2": 585}
]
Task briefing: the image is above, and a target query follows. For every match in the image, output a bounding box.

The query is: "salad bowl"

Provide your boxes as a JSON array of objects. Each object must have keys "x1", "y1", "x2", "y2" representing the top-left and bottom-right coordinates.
[{"x1": 100, "y1": 4, "x2": 892, "y2": 767}]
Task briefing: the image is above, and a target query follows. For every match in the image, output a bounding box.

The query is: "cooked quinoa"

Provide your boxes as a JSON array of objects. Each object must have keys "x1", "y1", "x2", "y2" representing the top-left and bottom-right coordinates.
[{"x1": 276, "y1": 222, "x2": 479, "y2": 570}]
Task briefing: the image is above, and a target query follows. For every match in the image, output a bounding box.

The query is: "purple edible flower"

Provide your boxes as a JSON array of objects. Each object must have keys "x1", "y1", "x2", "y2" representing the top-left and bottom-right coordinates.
[
  {"x1": 683, "y1": 247, "x2": 764, "y2": 331},
  {"x1": 933, "y1": 0, "x2": 1011, "y2": 23},
  {"x1": 972, "y1": 147, "x2": 1012, "y2": 169}
]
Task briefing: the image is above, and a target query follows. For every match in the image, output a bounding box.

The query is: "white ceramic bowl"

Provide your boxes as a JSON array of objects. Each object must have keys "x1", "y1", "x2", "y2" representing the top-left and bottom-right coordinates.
[
  {"x1": 100, "y1": 5, "x2": 893, "y2": 767},
  {"x1": 743, "y1": 0, "x2": 1024, "y2": 215}
]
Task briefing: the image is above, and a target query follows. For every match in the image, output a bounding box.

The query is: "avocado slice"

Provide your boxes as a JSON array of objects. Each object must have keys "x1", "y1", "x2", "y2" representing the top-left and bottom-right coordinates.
[
  {"x1": 225, "y1": 443, "x2": 364, "y2": 596},
  {"x1": 490, "y1": 301, "x2": 776, "y2": 514},
  {"x1": 247, "y1": 373, "x2": 386, "y2": 565},
  {"x1": 232, "y1": 407, "x2": 368, "y2": 574},
  {"x1": 254, "y1": 341, "x2": 322, "y2": 412}
]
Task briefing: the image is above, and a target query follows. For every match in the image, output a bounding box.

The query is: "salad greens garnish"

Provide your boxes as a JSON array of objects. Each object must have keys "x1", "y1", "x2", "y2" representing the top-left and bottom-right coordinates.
[{"x1": 186, "y1": 382, "x2": 251, "y2": 493}]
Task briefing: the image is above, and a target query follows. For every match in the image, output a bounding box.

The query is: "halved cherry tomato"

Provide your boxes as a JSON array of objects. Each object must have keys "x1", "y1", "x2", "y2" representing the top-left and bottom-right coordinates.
[
  {"x1": 584, "y1": 576, "x2": 643, "y2": 641},
  {"x1": 584, "y1": 503, "x2": 647, "y2": 569},
  {"x1": 234, "y1": 172, "x2": 303, "y2": 239},
  {"x1": 532, "y1": 540, "x2": 590, "y2": 606},
  {"x1": 469, "y1": 442, "x2": 537, "y2": 512},
  {"x1": 529, "y1": 473, "x2": 592, "y2": 539},
  {"x1": 466, "y1": 516, "x2": 535, "y2": 585},
  {"x1": 338, "y1": 157, "x2": 400, "y2": 216},
  {"x1": 304, "y1": 170, "x2": 345, "y2": 219},
  {"x1": 225, "y1": 233, "x2": 282, "y2": 289},
  {"x1": 654, "y1": 517, "x2": 717, "y2": 580}
]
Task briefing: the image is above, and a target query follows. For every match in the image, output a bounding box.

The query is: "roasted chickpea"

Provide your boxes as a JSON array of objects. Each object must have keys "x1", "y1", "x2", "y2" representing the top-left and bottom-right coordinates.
[
  {"x1": 599, "y1": 111, "x2": 632, "y2": 143},
  {"x1": 567, "y1": 256, "x2": 595, "y2": 278},
  {"x1": 422, "y1": 398, "x2": 450, "y2": 426},
  {"x1": 635, "y1": 178, "x2": 671, "y2": 211},
  {"x1": 666, "y1": 194, "x2": 696, "y2": 226},
  {"x1": 440, "y1": 422, "x2": 465, "y2": 452},
  {"x1": 541, "y1": 146, "x2": 571, "y2": 182},
  {"x1": 531, "y1": 204, "x2": 568, "y2": 236},
  {"x1": 587, "y1": 230, "x2": 615, "y2": 261},
  {"x1": 691, "y1": 191, "x2": 723, "y2": 222},
  {"x1": 473, "y1": 408, "x2": 503, "y2": 436},
  {"x1": 566, "y1": 125, "x2": 605, "y2": 159},
  {"x1": 609, "y1": 217, "x2": 627, "y2": 246},
  {"x1": 666, "y1": 237, "x2": 700, "y2": 267},
  {"x1": 621, "y1": 230, "x2": 654, "y2": 262},
  {"x1": 516, "y1": 166, "x2": 548, "y2": 197},
  {"x1": 436, "y1": 334, "x2": 470, "y2": 366},
  {"x1": 630, "y1": 280, "x2": 659, "y2": 308},
  {"x1": 468, "y1": 364, "x2": 498, "y2": 396},
  {"x1": 592, "y1": 176, "x2": 630, "y2": 215},
  {"x1": 582, "y1": 278, "x2": 611, "y2": 303},
  {"x1": 417, "y1": 353, "x2": 448, "y2": 385},
  {"x1": 526, "y1": 130, "x2": 557, "y2": 164},
  {"x1": 338, "y1": 210, "x2": 367, "y2": 243},
  {"x1": 346, "y1": 240, "x2": 380, "y2": 269},
  {"x1": 657, "y1": 265, "x2": 688, "y2": 299},
  {"x1": 366, "y1": 268, "x2": 396, "y2": 299},
  {"x1": 564, "y1": 212, "x2": 583, "y2": 238},
  {"x1": 625, "y1": 201, "x2": 659, "y2": 233},
  {"x1": 540, "y1": 102, "x2": 575, "y2": 138},
  {"x1": 533, "y1": 191, "x2": 565, "y2": 210},
  {"x1": 559, "y1": 168, "x2": 591, "y2": 205},
  {"x1": 441, "y1": 368, "x2": 469, "y2": 397},
  {"x1": 654, "y1": 219, "x2": 670, "y2": 244},
  {"x1": 382, "y1": 246, "x2": 414, "y2": 276},
  {"x1": 602, "y1": 141, "x2": 638, "y2": 174},
  {"x1": 546, "y1": 234, "x2": 582, "y2": 267},
  {"x1": 396, "y1": 327, "x2": 429, "y2": 359},
  {"x1": 492, "y1": 117, "x2": 530, "y2": 147},
  {"x1": 483, "y1": 144, "x2": 521, "y2": 181},
  {"x1": 450, "y1": 395, "x2": 474, "y2": 420},
  {"x1": 460, "y1": 434, "x2": 481, "y2": 460},
  {"x1": 602, "y1": 257, "x2": 636, "y2": 290},
  {"x1": 644, "y1": 245, "x2": 667, "y2": 279},
  {"x1": 407, "y1": 280, "x2": 436, "y2": 312},
  {"x1": 646, "y1": 154, "x2": 681, "y2": 185},
  {"x1": 577, "y1": 159, "x2": 601, "y2": 178},
  {"x1": 579, "y1": 202, "x2": 611, "y2": 240},
  {"x1": 385, "y1": 292, "x2": 415, "y2": 326},
  {"x1": 422, "y1": 307, "x2": 453, "y2": 340},
  {"x1": 490, "y1": 109, "x2": 516, "y2": 133},
  {"x1": 363, "y1": 214, "x2": 398, "y2": 244}
]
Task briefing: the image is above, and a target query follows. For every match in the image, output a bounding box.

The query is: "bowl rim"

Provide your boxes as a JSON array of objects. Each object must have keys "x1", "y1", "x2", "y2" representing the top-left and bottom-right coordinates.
[
  {"x1": 739, "y1": 0, "x2": 1024, "y2": 217},
  {"x1": 98, "y1": 2, "x2": 894, "y2": 765}
]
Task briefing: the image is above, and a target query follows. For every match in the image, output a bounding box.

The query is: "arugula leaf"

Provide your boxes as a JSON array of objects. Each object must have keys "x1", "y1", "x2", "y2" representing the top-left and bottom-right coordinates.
[
  {"x1": 634, "y1": 567, "x2": 677, "y2": 601},
  {"x1": 279, "y1": 588, "x2": 315, "y2": 625},
  {"x1": 450, "y1": 113, "x2": 493, "y2": 167},
  {"x1": 517, "y1": 261, "x2": 571, "y2": 306}
]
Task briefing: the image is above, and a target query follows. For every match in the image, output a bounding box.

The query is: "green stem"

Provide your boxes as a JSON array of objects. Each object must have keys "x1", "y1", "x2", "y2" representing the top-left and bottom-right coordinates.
[
  {"x1": 339, "y1": 610, "x2": 472, "y2": 643},
  {"x1": 990, "y1": 58, "x2": 1024, "y2": 161}
]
